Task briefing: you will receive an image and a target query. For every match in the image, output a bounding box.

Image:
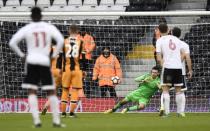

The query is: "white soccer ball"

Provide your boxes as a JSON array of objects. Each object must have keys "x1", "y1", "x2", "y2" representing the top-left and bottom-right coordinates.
[{"x1": 111, "y1": 76, "x2": 120, "y2": 84}]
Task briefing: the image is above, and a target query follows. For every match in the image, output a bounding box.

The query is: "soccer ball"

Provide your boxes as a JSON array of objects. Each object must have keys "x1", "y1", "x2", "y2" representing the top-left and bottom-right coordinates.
[{"x1": 111, "y1": 76, "x2": 120, "y2": 84}]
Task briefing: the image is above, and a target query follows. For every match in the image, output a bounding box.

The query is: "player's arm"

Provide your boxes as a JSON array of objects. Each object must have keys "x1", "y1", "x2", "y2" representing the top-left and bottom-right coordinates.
[
  {"x1": 155, "y1": 40, "x2": 163, "y2": 67},
  {"x1": 134, "y1": 74, "x2": 149, "y2": 83},
  {"x1": 51, "y1": 25, "x2": 64, "y2": 58},
  {"x1": 156, "y1": 80, "x2": 162, "y2": 90},
  {"x1": 184, "y1": 45, "x2": 192, "y2": 79},
  {"x1": 79, "y1": 40, "x2": 88, "y2": 78},
  {"x1": 56, "y1": 51, "x2": 63, "y2": 69},
  {"x1": 182, "y1": 42, "x2": 193, "y2": 79},
  {"x1": 185, "y1": 54, "x2": 192, "y2": 79},
  {"x1": 9, "y1": 28, "x2": 25, "y2": 57},
  {"x1": 88, "y1": 36, "x2": 96, "y2": 53}
]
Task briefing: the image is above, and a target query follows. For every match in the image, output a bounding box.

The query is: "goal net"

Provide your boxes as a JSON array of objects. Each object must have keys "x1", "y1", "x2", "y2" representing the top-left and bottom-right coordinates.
[{"x1": 0, "y1": 11, "x2": 210, "y2": 112}]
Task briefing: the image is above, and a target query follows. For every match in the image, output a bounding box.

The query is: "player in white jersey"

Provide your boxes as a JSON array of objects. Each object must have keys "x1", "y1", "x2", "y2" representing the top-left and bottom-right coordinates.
[
  {"x1": 9, "y1": 7, "x2": 65, "y2": 128},
  {"x1": 156, "y1": 23, "x2": 192, "y2": 117},
  {"x1": 159, "y1": 27, "x2": 193, "y2": 117},
  {"x1": 171, "y1": 27, "x2": 192, "y2": 115}
]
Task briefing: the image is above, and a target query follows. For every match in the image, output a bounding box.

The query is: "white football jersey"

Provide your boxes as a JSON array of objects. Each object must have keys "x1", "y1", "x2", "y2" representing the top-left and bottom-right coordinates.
[
  {"x1": 9, "y1": 21, "x2": 64, "y2": 66},
  {"x1": 181, "y1": 41, "x2": 190, "y2": 75},
  {"x1": 156, "y1": 35, "x2": 184, "y2": 69}
]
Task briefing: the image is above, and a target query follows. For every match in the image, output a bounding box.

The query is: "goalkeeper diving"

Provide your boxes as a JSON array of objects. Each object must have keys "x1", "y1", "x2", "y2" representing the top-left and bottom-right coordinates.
[{"x1": 104, "y1": 66, "x2": 161, "y2": 113}]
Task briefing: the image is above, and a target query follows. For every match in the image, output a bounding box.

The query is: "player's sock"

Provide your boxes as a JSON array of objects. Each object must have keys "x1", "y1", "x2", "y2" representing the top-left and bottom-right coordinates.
[
  {"x1": 49, "y1": 95, "x2": 60, "y2": 125},
  {"x1": 61, "y1": 101, "x2": 67, "y2": 114},
  {"x1": 70, "y1": 101, "x2": 77, "y2": 114},
  {"x1": 163, "y1": 92, "x2": 170, "y2": 115},
  {"x1": 128, "y1": 105, "x2": 139, "y2": 111},
  {"x1": 181, "y1": 92, "x2": 186, "y2": 114},
  {"x1": 160, "y1": 93, "x2": 164, "y2": 110},
  {"x1": 28, "y1": 94, "x2": 41, "y2": 125},
  {"x1": 176, "y1": 92, "x2": 185, "y2": 114},
  {"x1": 61, "y1": 88, "x2": 69, "y2": 113}
]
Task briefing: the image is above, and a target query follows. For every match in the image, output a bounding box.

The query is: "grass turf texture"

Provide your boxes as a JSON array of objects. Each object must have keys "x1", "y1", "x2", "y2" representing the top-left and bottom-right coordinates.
[{"x1": 0, "y1": 113, "x2": 210, "y2": 131}]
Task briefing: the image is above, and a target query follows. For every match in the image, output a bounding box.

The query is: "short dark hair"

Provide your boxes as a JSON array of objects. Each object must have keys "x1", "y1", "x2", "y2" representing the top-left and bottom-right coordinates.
[
  {"x1": 69, "y1": 25, "x2": 79, "y2": 34},
  {"x1": 31, "y1": 7, "x2": 42, "y2": 22},
  {"x1": 152, "y1": 66, "x2": 160, "y2": 72},
  {"x1": 158, "y1": 23, "x2": 168, "y2": 34},
  {"x1": 172, "y1": 27, "x2": 181, "y2": 38}
]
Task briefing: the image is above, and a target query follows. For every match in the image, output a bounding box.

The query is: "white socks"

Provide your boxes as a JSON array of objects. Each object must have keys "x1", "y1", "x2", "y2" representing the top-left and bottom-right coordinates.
[
  {"x1": 160, "y1": 93, "x2": 164, "y2": 110},
  {"x1": 49, "y1": 95, "x2": 60, "y2": 125},
  {"x1": 29, "y1": 94, "x2": 60, "y2": 125},
  {"x1": 28, "y1": 94, "x2": 41, "y2": 125},
  {"x1": 176, "y1": 92, "x2": 185, "y2": 114},
  {"x1": 162, "y1": 92, "x2": 170, "y2": 115}
]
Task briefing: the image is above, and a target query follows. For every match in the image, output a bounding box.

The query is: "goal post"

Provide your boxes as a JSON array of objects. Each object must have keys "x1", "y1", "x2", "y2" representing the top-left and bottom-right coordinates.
[{"x1": 0, "y1": 11, "x2": 210, "y2": 112}]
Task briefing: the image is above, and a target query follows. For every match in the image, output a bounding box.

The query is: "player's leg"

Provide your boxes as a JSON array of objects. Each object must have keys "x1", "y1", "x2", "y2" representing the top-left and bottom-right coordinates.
[
  {"x1": 161, "y1": 68, "x2": 172, "y2": 116},
  {"x1": 41, "y1": 66, "x2": 64, "y2": 127},
  {"x1": 175, "y1": 86, "x2": 185, "y2": 117},
  {"x1": 100, "y1": 86, "x2": 107, "y2": 97},
  {"x1": 69, "y1": 88, "x2": 79, "y2": 117},
  {"x1": 174, "y1": 70, "x2": 185, "y2": 117},
  {"x1": 61, "y1": 71, "x2": 72, "y2": 117},
  {"x1": 69, "y1": 70, "x2": 83, "y2": 117},
  {"x1": 162, "y1": 86, "x2": 170, "y2": 116},
  {"x1": 109, "y1": 87, "x2": 117, "y2": 98},
  {"x1": 42, "y1": 69, "x2": 62, "y2": 115},
  {"x1": 41, "y1": 100, "x2": 50, "y2": 115},
  {"x1": 22, "y1": 64, "x2": 41, "y2": 127},
  {"x1": 28, "y1": 89, "x2": 41, "y2": 127},
  {"x1": 159, "y1": 92, "x2": 165, "y2": 116},
  {"x1": 104, "y1": 98, "x2": 129, "y2": 114},
  {"x1": 104, "y1": 89, "x2": 140, "y2": 114},
  {"x1": 180, "y1": 75, "x2": 187, "y2": 115},
  {"x1": 121, "y1": 97, "x2": 148, "y2": 113},
  {"x1": 60, "y1": 87, "x2": 69, "y2": 117}
]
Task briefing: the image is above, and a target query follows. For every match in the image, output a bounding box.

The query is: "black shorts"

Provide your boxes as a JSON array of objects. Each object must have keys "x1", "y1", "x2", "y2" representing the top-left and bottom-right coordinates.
[
  {"x1": 169, "y1": 75, "x2": 188, "y2": 91},
  {"x1": 161, "y1": 68, "x2": 183, "y2": 87},
  {"x1": 22, "y1": 64, "x2": 55, "y2": 90},
  {"x1": 181, "y1": 75, "x2": 188, "y2": 90}
]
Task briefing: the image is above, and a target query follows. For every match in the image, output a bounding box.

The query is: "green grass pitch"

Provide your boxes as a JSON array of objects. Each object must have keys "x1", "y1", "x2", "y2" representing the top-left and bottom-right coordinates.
[{"x1": 0, "y1": 113, "x2": 210, "y2": 131}]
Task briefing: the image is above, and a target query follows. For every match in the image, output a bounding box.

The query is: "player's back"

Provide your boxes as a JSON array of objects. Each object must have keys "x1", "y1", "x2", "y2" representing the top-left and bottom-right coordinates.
[
  {"x1": 22, "y1": 22, "x2": 61, "y2": 66},
  {"x1": 64, "y1": 35, "x2": 82, "y2": 70},
  {"x1": 156, "y1": 35, "x2": 184, "y2": 69}
]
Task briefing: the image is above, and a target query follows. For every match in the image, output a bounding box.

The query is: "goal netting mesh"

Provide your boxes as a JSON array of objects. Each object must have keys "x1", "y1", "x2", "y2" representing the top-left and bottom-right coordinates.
[{"x1": 0, "y1": 11, "x2": 210, "y2": 112}]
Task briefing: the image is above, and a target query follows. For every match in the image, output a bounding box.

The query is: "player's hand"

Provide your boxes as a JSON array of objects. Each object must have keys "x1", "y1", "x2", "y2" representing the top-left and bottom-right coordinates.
[
  {"x1": 144, "y1": 77, "x2": 152, "y2": 83},
  {"x1": 187, "y1": 70, "x2": 193, "y2": 79},
  {"x1": 157, "y1": 82, "x2": 162, "y2": 90},
  {"x1": 138, "y1": 80, "x2": 145, "y2": 83}
]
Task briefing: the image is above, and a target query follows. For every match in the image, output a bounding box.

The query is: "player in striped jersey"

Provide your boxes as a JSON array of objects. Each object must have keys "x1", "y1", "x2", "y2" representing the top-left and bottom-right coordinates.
[
  {"x1": 41, "y1": 46, "x2": 62, "y2": 115},
  {"x1": 59, "y1": 25, "x2": 86, "y2": 118}
]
